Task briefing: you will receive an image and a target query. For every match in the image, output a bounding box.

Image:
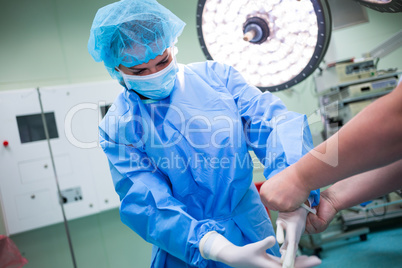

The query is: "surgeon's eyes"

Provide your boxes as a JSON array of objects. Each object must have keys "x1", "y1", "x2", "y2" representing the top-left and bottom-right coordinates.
[
  {"x1": 129, "y1": 69, "x2": 145, "y2": 75},
  {"x1": 158, "y1": 58, "x2": 169, "y2": 66},
  {"x1": 126, "y1": 56, "x2": 170, "y2": 75}
]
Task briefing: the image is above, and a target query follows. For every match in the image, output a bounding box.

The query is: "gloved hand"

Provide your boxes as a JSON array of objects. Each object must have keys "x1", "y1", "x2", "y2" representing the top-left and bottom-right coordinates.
[
  {"x1": 199, "y1": 231, "x2": 321, "y2": 268},
  {"x1": 276, "y1": 207, "x2": 310, "y2": 268}
]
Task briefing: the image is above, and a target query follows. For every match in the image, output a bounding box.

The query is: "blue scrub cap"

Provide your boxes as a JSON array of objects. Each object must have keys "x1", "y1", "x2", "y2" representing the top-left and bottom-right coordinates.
[{"x1": 88, "y1": 0, "x2": 185, "y2": 80}]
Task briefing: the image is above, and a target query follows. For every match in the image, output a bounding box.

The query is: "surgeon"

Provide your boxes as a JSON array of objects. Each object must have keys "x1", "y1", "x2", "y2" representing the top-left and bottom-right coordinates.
[{"x1": 88, "y1": 0, "x2": 321, "y2": 267}]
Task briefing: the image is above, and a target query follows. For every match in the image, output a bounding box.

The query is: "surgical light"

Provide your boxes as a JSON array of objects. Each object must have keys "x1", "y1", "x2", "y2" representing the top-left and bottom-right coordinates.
[
  {"x1": 196, "y1": 0, "x2": 332, "y2": 92},
  {"x1": 355, "y1": 0, "x2": 402, "y2": 12}
]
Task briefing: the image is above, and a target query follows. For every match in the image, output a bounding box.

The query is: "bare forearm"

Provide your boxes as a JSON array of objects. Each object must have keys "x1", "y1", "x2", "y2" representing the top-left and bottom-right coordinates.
[
  {"x1": 322, "y1": 159, "x2": 402, "y2": 211},
  {"x1": 295, "y1": 83, "x2": 402, "y2": 190}
]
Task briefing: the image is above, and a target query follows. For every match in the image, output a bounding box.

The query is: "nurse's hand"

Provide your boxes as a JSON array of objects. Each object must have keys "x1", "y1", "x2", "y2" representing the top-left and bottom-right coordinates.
[
  {"x1": 199, "y1": 231, "x2": 321, "y2": 268},
  {"x1": 276, "y1": 207, "x2": 309, "y2": 268}
]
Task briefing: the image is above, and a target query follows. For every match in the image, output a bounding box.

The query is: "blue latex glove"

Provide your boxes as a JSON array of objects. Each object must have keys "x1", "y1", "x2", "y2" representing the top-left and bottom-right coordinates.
[{"x1": 276, "y1": 207, "x2": 309, "y2": 268}]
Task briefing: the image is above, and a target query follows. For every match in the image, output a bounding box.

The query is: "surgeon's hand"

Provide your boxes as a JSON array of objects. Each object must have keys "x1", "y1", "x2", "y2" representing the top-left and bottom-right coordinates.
[
  {"x1": 260, "y1": 167, "x2": 311, "y2": 212},
  {"x1": 199, "y1": 231, "x2": 321, "y2": 268},
  {"x1": 276, "y1": 207, "x2": 309, "y2": 268},
  {"x1": 305, "y1": 191, "x2": 339, "y2": 234}
]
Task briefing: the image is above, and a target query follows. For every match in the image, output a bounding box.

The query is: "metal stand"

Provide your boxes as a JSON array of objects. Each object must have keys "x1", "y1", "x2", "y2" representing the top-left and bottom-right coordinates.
[
  {"x1": 37, "y1": 88, "x2": 77, "y2": 268},
  {"x1": 300, "y1": 226, "x2": 369, "y2": 257}
]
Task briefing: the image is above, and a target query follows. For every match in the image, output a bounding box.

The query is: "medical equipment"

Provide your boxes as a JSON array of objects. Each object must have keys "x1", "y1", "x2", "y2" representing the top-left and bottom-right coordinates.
[
  {"x1": 346, "y1": 76, "x2": 397, "y2": 98},
  {"x1": 335, "y1": 59, "x2": 377, "y2": 82},
  {"x1": 341, "y1": 193, "x2": 402, "y2": 227},
  {"x1": 196, "y1": 0, "x2": 332, "y2": 91},
  {"x1": 333, "y1": 29, "x2": 402, "y2": 83},
  {"x1": 315, "y1": 70, "x2": 401, "y2": 138},
  {"x1": 315, "y1": 28, "x2": 402, "y2": 139}
]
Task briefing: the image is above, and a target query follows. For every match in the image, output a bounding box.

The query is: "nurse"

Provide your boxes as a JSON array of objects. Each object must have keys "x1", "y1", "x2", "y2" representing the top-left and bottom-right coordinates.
[{"x1": 88, "y1": 0, "x2": 320, "y2": 267}]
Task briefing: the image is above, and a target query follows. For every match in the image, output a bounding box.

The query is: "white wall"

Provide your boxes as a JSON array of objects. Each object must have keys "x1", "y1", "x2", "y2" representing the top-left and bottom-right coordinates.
[{"x1": 0, "y1": 0, "x2": 205, "y2": 91}]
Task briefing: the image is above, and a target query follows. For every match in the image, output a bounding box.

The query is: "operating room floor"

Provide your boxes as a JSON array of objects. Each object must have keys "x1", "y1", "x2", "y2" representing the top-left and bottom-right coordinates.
[{"x1": 301, "y1": 224, "x2": 402, "y2": 267}]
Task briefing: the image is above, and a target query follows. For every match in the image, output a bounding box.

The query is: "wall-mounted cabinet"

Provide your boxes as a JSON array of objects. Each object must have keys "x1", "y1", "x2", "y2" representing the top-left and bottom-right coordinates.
[{"x1": 0, "y1": 81, "x2": 123, "y2": 235}]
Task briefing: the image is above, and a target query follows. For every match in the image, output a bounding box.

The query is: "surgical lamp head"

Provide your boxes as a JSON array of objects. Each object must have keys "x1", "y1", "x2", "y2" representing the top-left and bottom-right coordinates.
[
  {"x1": 196, "y1": 0, "x2": 332, "y2": 92},
  {"x1": 243, "y1": 17, "x2": 270, "y2": 44}
]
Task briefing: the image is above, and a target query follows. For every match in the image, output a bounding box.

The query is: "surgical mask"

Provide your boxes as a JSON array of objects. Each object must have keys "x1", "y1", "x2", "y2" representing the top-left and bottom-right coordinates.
[{"x1": 119, "y1": 58, "x2": 179, "y2": 100}]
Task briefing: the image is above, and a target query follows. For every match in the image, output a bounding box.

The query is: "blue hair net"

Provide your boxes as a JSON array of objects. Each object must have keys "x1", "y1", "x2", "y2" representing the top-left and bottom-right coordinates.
[{"x1": 88, "y1": 0, "x2": 186, "y2": 81}]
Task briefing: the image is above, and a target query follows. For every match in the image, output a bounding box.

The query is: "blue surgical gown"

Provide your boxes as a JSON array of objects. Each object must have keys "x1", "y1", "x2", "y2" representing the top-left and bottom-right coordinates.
[{"x1": 99, "y1": 61, "x2": 319, "y2": 268}]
